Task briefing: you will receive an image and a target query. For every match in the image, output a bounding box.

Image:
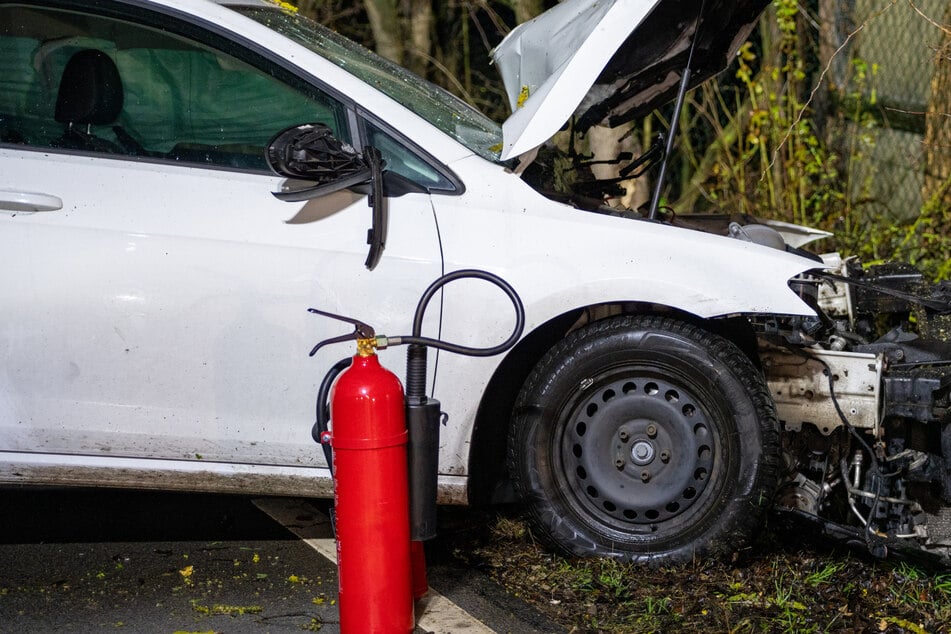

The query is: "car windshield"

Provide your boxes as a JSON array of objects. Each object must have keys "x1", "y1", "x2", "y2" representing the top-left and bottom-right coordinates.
[{"x1": 230, "y1": 5, "x2": 503, "y2": 161}]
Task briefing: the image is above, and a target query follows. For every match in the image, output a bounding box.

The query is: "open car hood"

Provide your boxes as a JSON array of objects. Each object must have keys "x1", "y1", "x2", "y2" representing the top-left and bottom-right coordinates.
[{"x1": 493, "y1": 0, "x2": 770, "y2": 160}]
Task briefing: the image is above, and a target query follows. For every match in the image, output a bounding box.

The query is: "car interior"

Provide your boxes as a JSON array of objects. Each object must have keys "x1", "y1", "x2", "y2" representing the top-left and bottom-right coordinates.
[{"x1": 0, "y1": 4, "x2": 346, "y2": 171}]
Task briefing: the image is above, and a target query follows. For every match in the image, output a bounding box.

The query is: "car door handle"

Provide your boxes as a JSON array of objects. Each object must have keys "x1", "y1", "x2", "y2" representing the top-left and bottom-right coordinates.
[{"x1": 0, "y1": 190, "x2": 64, "y2": 212}]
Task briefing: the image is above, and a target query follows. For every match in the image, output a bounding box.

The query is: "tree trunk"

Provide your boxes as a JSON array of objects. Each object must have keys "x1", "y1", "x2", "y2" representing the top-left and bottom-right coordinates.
[
  {"x1": 814, "y1": 0, "x2": 836, "y2": 135},
  {"x1": 586, "y1": 124, "x2": 647, "y2": 212},
  {"x1": 364, "y1": 0, "x2": 404, "y2": 64},
  {"x1": 922, "y1": 5, "x2": 951, "y2": 209},
  {"x1": 406, "y1": 0, "x2": 434, "y2": 76},
  {"x1": 513, "y1": 0, "x2": 543, "y2": 24}
]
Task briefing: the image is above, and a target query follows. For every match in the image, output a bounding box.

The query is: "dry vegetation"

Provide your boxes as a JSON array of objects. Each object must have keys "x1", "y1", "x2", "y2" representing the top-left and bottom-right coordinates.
[{"x1": 438, "y1": 508, "x2": 951, "y2": 633}]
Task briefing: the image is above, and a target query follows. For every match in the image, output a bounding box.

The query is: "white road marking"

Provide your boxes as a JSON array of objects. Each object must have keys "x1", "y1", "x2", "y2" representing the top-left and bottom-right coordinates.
[{"x1": 252, "y1": 497, "x2": 496, "y2": 634}]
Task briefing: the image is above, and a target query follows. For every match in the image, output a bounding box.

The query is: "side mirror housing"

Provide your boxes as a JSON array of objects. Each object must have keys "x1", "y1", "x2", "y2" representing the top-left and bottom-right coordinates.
[
  {"x1": 266, "y1": 123, "x2": 387, "y2": 270},
  {"x1": 266, "y1": 123, "x2": 371, "y2": 201}
]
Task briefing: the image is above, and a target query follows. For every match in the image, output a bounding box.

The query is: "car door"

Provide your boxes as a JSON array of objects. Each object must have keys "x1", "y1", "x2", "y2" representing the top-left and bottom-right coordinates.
[{"x1": 0, "y1": 1, "x2": 443, "y2": 469}]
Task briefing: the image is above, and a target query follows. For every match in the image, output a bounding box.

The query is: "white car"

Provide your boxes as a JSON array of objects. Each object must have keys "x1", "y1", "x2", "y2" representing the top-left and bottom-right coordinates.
[{"x1": 2, "y1": 0, "x2": 950, "y2": 566}]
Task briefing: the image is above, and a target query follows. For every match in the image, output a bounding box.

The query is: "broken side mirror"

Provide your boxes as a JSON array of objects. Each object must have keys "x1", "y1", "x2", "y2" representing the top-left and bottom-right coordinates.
[{"x1": 266, "y1": 123, "x2": 387, "y2": 271}]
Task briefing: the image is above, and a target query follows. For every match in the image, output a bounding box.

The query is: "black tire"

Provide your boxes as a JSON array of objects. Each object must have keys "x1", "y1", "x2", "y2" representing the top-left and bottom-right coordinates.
[{"x1": 509, "y1": 315, "x2": 780, "y2": 565}]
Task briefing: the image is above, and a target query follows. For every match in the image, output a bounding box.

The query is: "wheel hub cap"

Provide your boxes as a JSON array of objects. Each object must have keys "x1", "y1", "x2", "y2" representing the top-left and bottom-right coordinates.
[
  {"x1": 630, "y1": 440, "x2": 654, "y2": 465},
  {"x1": 560, "y1": 376, "x2": 716, "y2": 527}
]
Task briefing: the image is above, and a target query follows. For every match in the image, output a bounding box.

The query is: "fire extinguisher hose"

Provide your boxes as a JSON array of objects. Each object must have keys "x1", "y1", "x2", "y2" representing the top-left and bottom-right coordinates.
[
  {"x1": 313, "y1": 356, "x2": 353, "y2": 471},
  {"x1": 404, "y1": 269, "x2": 525, "y2": 357}
]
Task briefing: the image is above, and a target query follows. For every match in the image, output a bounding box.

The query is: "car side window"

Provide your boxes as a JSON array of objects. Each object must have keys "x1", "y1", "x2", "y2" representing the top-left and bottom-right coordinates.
[
  {"x1": 364, "y1": 120, "x2": 454, "y2": 192},
  {"x1": 0, "y1": 4, "x2": 349, "y2": 171}
]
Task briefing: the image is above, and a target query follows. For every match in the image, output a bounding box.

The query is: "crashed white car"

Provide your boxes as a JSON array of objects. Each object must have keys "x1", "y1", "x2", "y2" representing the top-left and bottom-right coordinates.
[{"x1": 2, "y1": 0, "x2": 950, "y2": 565}]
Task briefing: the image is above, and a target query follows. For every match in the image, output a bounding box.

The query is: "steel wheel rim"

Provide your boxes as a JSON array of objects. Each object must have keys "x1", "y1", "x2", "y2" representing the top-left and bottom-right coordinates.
[{"x1": 554, "y1": 368, "x2": 719, "y2": 534}]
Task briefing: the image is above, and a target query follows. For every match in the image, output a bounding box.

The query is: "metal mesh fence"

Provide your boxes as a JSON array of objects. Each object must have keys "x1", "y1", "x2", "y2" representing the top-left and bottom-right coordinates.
[
  {"x1": 851, "y1": 0, "x2": 942, "y2": 113},
  {"x1": 830, "y1": 0, "x2": 948, "y2": 218}
]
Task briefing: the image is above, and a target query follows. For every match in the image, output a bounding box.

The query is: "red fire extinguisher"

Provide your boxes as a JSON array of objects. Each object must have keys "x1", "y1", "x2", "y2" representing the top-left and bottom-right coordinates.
[
  {"x1": 309, "y1": 270, "x2": 525, "y2": 634},
  {"x1": 329, "y1": 339, "x2": 413, "y2": 633}
]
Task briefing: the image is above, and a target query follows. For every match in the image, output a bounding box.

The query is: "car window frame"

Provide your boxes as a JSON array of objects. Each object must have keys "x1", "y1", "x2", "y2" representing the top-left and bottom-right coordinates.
[{"x1": 232, "y1": 4, "x2": 502, "y2": 163}]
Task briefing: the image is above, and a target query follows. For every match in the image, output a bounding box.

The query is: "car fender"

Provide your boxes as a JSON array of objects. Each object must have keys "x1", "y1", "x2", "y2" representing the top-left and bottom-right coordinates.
[{"x1": 430, "y1": 157, "x2": 820, "y2": 480}]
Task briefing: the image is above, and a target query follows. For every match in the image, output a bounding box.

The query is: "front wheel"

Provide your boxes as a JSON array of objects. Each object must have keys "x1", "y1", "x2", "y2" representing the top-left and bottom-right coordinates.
[{"x1": 509, "y1": 315, "x2": 780, "y2": 565}]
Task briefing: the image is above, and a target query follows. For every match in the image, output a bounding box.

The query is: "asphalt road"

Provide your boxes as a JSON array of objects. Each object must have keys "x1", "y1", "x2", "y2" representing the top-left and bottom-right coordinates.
[{"x1": 0, "y1": 488, "x2": 562, "y2": 633}]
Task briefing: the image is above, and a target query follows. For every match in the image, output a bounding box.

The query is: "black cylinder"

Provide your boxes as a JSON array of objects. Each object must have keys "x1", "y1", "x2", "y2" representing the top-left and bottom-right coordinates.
[{"x1": 406, "y1": 397, "x2": 441, "y2": 541}]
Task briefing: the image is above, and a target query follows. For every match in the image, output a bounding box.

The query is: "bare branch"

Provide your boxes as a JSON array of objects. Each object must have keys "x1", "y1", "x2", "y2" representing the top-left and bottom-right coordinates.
[{"x1": 907, "y1": 0, "x2": 951, "y2": 36}]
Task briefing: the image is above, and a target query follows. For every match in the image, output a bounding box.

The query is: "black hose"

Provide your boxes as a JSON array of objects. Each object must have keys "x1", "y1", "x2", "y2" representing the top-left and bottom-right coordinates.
[
  {"x1": 396, "y1": 268, "x2": 526, "y2": 358},
  {"x1": 399, "y1": 269, "x2": 525, "y2": 400},
  {"x1": 312, "y1": 357, "x2": 352, "y2": 470}
]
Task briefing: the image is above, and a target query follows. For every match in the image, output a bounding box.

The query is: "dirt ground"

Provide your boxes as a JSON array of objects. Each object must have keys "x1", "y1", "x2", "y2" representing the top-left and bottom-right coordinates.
[{"x1": 435, "y1": 507, "x2": 951, "y2": 634}]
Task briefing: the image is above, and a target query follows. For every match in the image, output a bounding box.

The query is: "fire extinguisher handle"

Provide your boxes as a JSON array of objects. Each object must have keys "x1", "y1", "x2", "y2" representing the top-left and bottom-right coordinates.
[{"x1": 306, "y1": 308, "x2": 377, "y2": 356}]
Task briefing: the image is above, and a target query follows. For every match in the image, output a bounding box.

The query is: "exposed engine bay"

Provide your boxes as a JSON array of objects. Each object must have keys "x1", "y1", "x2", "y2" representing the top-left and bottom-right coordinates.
[{"x1": 761, "y1": 258, "x2": 951, "y2": 565}]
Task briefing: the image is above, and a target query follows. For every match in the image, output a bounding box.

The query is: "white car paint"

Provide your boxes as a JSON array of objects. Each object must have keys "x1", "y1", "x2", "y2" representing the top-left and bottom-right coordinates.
[
  {"x1": 0, "y1": 149, "x2": 442, "y2": 463},
  {"x1": 0, "y1": 0, "x2": 817, "y2": 503}
]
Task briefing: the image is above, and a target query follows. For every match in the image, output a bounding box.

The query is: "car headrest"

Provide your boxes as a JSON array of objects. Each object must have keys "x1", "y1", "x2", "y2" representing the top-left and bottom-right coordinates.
[{"x1": 55, "y1": 49, "x2": 124, "y2": 125}]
